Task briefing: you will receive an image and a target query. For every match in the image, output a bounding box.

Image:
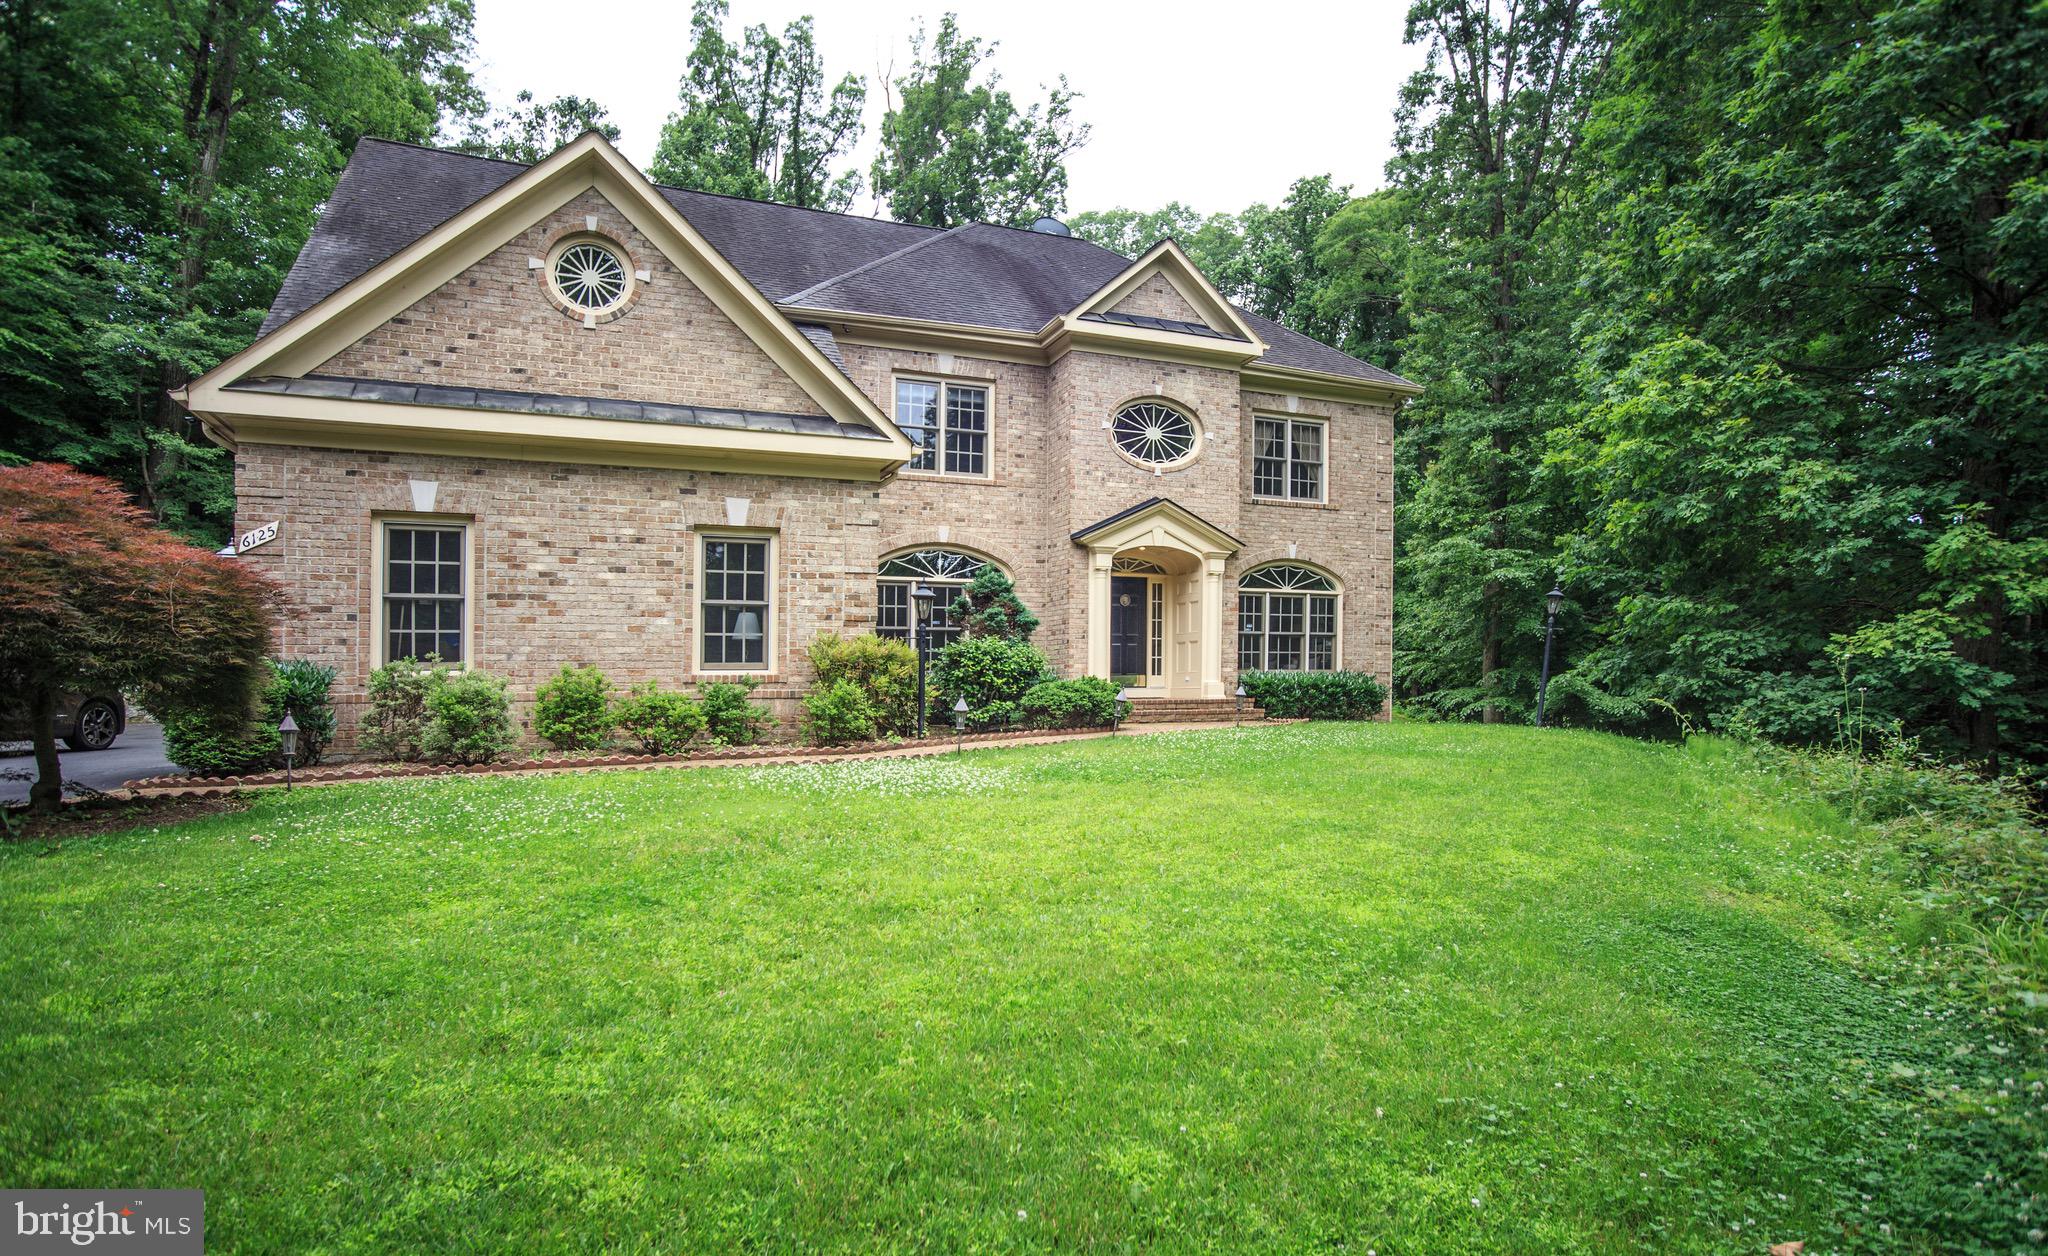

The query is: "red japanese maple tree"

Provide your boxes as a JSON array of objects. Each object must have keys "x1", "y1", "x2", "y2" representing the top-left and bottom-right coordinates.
[{"x1": 0, "y1": 465, "x2": 278, "y2": 811}]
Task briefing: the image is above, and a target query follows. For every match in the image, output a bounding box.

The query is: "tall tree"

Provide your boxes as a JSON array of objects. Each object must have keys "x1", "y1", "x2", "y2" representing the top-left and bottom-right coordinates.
[
  {"x1": 451, "y1": 90, "x2": 618, "y2": 164},
  {"x1": 649, "y1": 0, "x2": 865, "y2": 211},
  {"x1": 1387, "y1": 0, "x2": 1609, "y2": 722},
  {"x1": 870, "y1": 14, "x2": 1088, "y2": 228}
]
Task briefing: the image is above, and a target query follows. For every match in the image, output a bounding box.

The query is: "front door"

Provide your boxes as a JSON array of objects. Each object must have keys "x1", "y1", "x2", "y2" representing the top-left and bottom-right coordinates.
[{"x1": 1109, "y1": 576, "x2": 1147, "y2": 681}]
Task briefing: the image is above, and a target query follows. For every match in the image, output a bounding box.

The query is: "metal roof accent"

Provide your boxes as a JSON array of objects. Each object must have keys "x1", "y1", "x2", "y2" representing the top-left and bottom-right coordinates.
[
  {"x1": 1078, "y1": 310, "x2": 1244, "y2": 341},
  {"x1": 224, "y1": 375, "x2": 889, "y2": 441},
  {"x1": 1070, "y1": 496, "x2": 1244, "y2": 547}
]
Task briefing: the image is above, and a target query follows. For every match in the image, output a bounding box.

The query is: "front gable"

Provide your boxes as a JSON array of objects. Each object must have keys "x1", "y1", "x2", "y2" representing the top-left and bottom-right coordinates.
[
  {"x1": 1041, "y1": 240, "x2": 1267, "y2": 371},
  {"x1": 179, "y1": 133, "x2": 913, "y2": 479}
]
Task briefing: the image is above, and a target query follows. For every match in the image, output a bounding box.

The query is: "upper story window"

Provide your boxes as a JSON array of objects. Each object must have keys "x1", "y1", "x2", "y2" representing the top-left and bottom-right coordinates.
[
  {"x1": 876, "y1": 547, "x2": 988, "y2": 650},
  {"x1": 1238, "y1": 564, "x2": 1339, "y2": 672},
  {"x1": 1112, "y1": 401, "x2": 1199, "y2": 469},
  {"x1": 548, "y1": 239, "x2": 630, "y2": 317},
  {"x1": 895, "y1": 378, "x2": 989, "y2": 476},
  {"x1": 383, "y1": 522, "x2": 466, "y2": 664},
  {"x1": 1253, "y1": 416, "x2": 1326, "y2": 502}
]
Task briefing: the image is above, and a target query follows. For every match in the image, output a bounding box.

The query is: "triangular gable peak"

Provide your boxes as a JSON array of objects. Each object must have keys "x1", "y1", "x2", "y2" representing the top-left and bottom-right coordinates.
[
  {"x1": 1070, "y1": 496, "x2": 1241, "y2": 559},
  {"x1": 178, "y1": 132, "x2": 913, "y2": 478},
  {"x1": 1040, "y1": 240, "x2": 1266, "y2": 370}
]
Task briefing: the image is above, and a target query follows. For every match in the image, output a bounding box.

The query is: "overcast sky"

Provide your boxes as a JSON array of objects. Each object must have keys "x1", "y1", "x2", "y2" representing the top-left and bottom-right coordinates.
[{"x1": 468, "y1": 0, "x2": 1425, "y2": 218}]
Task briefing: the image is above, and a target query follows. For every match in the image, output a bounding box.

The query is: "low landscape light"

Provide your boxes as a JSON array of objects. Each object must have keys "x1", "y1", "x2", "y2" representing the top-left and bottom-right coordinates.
[
  {"x1": 277, "y1": 711, "x2": 299, "y2": 792},
  {"x1": 1234, "y1": 682, "x2": 1247, "y2": 726},
  {"x1": 953, "y1": 696, "x2": 970, "y2": 754}
]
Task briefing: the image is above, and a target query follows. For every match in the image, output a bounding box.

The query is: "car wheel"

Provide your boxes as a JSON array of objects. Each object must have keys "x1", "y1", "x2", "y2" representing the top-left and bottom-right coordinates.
[{"x1": 66, "y1": 699, "x2": 120, "y2": 751}]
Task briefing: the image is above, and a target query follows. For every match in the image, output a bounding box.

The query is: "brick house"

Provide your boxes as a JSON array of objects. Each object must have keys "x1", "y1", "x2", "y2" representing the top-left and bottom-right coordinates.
[{"x1": 175, "y1": 133, "x2": 1416, "y2": 739}]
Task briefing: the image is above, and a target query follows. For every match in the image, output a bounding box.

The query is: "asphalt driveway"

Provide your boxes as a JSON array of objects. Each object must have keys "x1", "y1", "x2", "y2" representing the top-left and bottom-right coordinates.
[{"x1": 0, "y1": 723, "x2": 178, "y2": 805}]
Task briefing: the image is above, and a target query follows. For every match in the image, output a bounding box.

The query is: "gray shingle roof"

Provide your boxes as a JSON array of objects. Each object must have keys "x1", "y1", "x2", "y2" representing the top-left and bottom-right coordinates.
[
  {"x1": 260, "y1": 137, "x2": 1412, "y2": 389},
  {"x1": 227, "y1": 374, "x2": 886, "y2": 440}
]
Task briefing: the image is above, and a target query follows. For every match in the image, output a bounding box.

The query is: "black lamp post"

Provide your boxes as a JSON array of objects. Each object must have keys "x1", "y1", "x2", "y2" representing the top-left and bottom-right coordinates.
[
  {"x1": 1535, "y1": 586, "x2": 1564, "y2": 728},
  {"x1": 952, "y1": 695, "x2": 969, "y2": 754},
  {"x1": 911, "y1": 582, "x2": 936, "y2": 738},
  {"x1": 277, "y1": 711, "x2": 299, "y2": 792},
  {"x1": 1234, "y1": 682, "x2": 1247, "y2": 726}
]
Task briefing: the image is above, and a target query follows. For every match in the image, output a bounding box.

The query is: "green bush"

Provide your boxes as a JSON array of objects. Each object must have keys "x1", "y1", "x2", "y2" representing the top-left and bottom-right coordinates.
[
  {"x1": 947, "y1": 565, "x2": 1039, "y2": 642},
  {"x1": 162, "y1": 706, "x2": 279, "y2": 776},
  {"x1": 1019, "y1": 676, "x2": 1121, "y2": 729},
  {"x1": 420, "y1": 669, "x2": 517, "y2": 764},
  {"x1": 533, "y1": 664, "x2": 616, "y2": 750},
  {"x1": 615, "y1": 682, "x2": 706, "y2": 755},
  {"x1": 699, "y1": 678, "x2": 773, "y2": 746},
  {"x1": 809, "y1": 634, "x2": 918, "y2": 735},
  {"x1": 1240, "y1": 670, "x2": 1388, "y2": 720},
  {"x1": 932, "y1": 635, "x2": 1052, "y2": 726},
  {"x1": 263, "y1": 659, "x2": 337, "y2": 766},
  {"x1": 802, "y1": 677, "x2": 879, "y2": 746},
  {"x1": 358, "y1": 658, "x2": 443, "y2": 761}
]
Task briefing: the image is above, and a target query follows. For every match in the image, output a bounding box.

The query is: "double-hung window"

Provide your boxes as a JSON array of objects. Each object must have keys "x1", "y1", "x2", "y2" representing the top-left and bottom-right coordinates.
[
  {"x1": 1252, "y1": 416, "x2": 1327, "y2": 502},
  {"x1": 383, "y1": 522, "x2": 466, "y2": 664},
  {"x1": 895, "y1": 378, "x2": 989, "y2": 476},
  {"x1": 1237, "y1": 565, "x2": 1339, "y2": 671},
  {"x1": 700, "y1": 535, "x2": 770, "y2": 669}
]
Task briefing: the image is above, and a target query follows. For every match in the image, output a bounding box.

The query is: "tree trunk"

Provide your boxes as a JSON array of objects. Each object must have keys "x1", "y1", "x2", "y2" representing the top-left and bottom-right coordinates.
[{"x1": 26, "y1": 683, "x2": 63, "y2": 814}]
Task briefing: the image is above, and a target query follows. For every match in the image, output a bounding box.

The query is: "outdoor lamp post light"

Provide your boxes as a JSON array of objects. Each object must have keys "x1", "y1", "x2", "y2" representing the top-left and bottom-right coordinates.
[
  {"x1": 952, "y1": 695, "x2": 969, "y2": 754},
  {"x1": 1234, "y1": 682, "x2": 1247, "y2": 726},
  {"x1": 910, "y1": 582, "x2": 937, "y2": 738},
  {"x1": 277, "y1": 711, "x2": 299, "y2": 792},
  {"x1": 1535, "y1": 585, "x2": 1565, "y2": 728},
  {"x1": 1114, "y1": 687, "x2": 1132, "y2": 734}
]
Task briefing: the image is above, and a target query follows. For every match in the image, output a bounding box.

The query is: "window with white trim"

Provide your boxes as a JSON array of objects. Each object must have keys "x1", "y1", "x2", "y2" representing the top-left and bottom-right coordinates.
[
  {"x1": 383, "y1": 523, "x2": 466, "y2": 663},
  {"x1": 1238, "y1": 564, "x2": 1338, "y2": 671},
  {"x1": 876, "y1": 548, "x2": 987, "y2": 650},
  {"x1": 895, "y1": 378, "x2": 989, "y2": 476},
  {"x1": 700, "y1": 536, "x2": 770, "y2": 669},
  {"x1": 1252, "y1": 416, "x2": 1327, "y2": 501}
]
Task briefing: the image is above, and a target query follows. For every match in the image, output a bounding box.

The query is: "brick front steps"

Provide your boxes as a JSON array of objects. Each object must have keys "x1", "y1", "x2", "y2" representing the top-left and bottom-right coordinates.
[{"x1": 1121, "y1": 698, "x2": 1266, "y2": 725}]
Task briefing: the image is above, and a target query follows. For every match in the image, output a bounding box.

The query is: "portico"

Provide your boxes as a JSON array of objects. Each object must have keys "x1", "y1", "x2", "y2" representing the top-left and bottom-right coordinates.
[{"x1": 1072, "y1": 498, "x2": 1240, "y2": 699}]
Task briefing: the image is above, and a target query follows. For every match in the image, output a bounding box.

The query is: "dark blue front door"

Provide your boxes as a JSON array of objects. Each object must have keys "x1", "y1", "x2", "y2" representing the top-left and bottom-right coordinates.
[{"x1": 1110, "y1": 576, "x2": 1147, "y2": 678}]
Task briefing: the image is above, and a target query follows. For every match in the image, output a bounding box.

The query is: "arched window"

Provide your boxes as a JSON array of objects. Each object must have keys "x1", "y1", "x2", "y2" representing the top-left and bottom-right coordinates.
[
  {"x1": 877, "y1": 548, "x2": 990, "y2": 649},
  {"x1": 1238, "y1": 564, "x2": 1339, "y2": 671}
]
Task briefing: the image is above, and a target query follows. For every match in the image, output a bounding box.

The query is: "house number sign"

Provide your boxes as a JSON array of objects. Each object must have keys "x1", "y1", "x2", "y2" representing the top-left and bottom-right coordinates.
[{"x1": 236, "y1": 521, "x2": 280, "y2": 554}]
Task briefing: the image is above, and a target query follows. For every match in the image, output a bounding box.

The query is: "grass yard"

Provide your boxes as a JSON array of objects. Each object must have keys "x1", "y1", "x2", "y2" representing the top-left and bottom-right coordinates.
[{"x1": 2, "y1": 724, "x2": 2039, "y2": 1252}]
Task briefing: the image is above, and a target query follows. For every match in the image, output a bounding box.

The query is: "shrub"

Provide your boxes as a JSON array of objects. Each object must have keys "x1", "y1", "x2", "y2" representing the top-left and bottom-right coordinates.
[
  {"x1": 263, "y1": 659, "x2": 337, "y2": 766},
  {"x1": 162, "y1": 706, "x2": 279, "y2": 776},
  {"x1": 699, "y1": 678, "x2": 773, "y2": 746},
  {"x1": 615, "y1": 682, "x2": 706, "y2": 755},
  {"x1": 947, "y1": 565, "x2": 1039, "y2": 642},
  {"x1": 1240, "y1": 670, "x2": 1389, "y2": 720},
  {"x1": 358, "y1": 658, "x2": 443, "y2": 761},
  {"x1": 420, "y1": 669, "x2": 517, "y2": 764},
  {"x1": 802, "y1": 677, "x2": 879, "y2": 746},
  {"x1": 809, "y1": 634, "x2": 918, "y2": 735},
  {"x1": 1019, "y1": 676, "x2": 1121, "y2": 729},
  {"x1": 533, "y1": 664, "x2": 616, "y2": 750},
  {"x1": 932, "y1": 635, "x2": 1052, "y2": 726}
]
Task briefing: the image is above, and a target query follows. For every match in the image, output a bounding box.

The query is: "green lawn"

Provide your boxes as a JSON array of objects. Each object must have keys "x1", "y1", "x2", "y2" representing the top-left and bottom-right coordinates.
[{"x1": 1, "y1": 724, "x2": 2035, "y2": 1252}]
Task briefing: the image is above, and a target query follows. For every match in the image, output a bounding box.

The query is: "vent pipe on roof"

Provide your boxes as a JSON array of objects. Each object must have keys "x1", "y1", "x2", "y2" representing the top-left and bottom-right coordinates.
[{"x1": 1029, "y1": 216, "x2": 1071, "y2": 236}]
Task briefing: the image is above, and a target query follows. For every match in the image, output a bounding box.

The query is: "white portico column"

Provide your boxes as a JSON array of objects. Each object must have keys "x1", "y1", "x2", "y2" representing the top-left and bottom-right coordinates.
[
  {"x1": 1200, "y1": 554, "x2": 1227, "y2": 698},
  {"x1": 1087, "y1": 547, "x2": 1114, "y2": 679}
]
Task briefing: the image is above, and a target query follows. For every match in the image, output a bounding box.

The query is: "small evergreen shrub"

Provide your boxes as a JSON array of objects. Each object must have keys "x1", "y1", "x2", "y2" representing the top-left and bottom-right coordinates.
[
  {"x1": 948, "y1": 565, "x2": 1040, "y2": 641},
  {"x1": 533, "y1": 664, "x2": 616, "y2": 750},
  {"x1": 802, "y1": 677, "x2": 879, "y2": 746},
  {"x1": 1240, "y1": 670, "x2": 1389, "y2": 720},
  {"x1": 162, "y1": 706, "x2": 279, "y2": 776},
  {"x1": 808, "y1": 634, "x2": 918, "y2": 735},
  {"x1": 358, "y1": 658, "x2": 444, "y2": 761},
  {"x1": 263, "y1": 659, "x2": 337, "y2": 766},
  {"x1": 699, "y1": 678, "x2": 773, "y2": 746},
  {"x1": 420, "y1": 669, "x2": 516, "y2": 764},
  {"x1": 1019, "y1": 676, "x2": 1121, "y2": 728},
  {"x1": 615, "y1": 682, "x2": 706, "y2": 755},
  {"x1": 933, "y1": 635, "x2": 1052, "y2": 726}
]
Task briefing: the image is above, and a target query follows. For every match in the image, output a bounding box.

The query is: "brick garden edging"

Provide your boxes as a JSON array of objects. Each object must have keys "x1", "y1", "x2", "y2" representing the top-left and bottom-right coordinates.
[{"x1": 119, "y1": 723, "x2": 1211, "y2": 797}]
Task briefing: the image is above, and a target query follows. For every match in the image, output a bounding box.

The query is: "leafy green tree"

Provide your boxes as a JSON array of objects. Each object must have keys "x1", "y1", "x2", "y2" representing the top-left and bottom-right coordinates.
[
  {"x1": 948, "y1": 566, "x2": 1039, "y2": 643},
  {"x1": 452, "y1": 90, "x2": 618, "y2": 163},
  {"x1": 1387, "y1": 0, "x2": 1610, "y2": 723},
  {"x1": 870, "y1": 14, "x2": 1089, "y2": 228},
  {"x1": 649, "y1": 0, "x2": 866, "y2": 211}
]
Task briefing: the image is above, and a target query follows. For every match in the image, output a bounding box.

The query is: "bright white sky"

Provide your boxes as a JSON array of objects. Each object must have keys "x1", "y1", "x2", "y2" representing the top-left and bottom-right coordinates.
[{"x1": 468, "y1": 0, "x2": 1425, "y2": 217}]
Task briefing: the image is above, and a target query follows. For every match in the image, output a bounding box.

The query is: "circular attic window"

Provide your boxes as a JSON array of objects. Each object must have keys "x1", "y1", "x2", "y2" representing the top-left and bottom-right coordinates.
[
  {"x1": 1111, "y1": 401, "x2": 1199, "y2": 468},
  {"x1": 549, "y1": 239, "x2": 630, "y2": 316}
]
